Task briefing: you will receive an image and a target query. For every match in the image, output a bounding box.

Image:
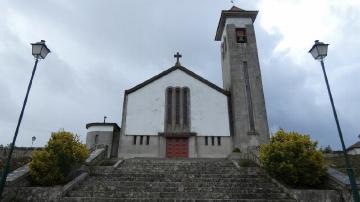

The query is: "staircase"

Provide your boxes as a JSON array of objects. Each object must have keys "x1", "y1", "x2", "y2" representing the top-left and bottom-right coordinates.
[{"x1": 63, "y1": 158, "x2": 295, "y2": 201}]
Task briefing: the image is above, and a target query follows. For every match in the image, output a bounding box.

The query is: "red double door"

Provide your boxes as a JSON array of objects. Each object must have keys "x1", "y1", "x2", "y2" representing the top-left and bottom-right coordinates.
[{"x1": 166, "y1": 137, "x2": 189, "y2": 158}]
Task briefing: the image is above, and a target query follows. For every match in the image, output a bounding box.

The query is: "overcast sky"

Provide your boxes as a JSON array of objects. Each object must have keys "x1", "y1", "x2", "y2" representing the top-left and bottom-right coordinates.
[{"x1": 1, "y1": 0, "x2": 360, "y2": 149}]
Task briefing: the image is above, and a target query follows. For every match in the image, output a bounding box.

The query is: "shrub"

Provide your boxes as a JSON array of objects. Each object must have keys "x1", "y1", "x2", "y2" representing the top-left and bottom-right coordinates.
[
  {"x1": 259, "y1": 129, "x2": 327, "y2": 188},
  {"x1": 29, "y1": 130, "x2": 89, "y2": 186},
  {"x1": 233, "y1": 148, "x2": 241, "y2": 153}
]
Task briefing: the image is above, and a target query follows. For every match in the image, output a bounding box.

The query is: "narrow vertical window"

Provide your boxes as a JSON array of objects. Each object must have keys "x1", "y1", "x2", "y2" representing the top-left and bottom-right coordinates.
[
  {"x1": 133, "y1": 136, "x2": 137, "y2": 145},
  {"x1": 146, "y1": 136, "x2": 150, "y2": 145},
  {"x1": 182, "y1": 88, "x2": 189, "y2": 127},
  {"x1": 211, "y1": 137, "x2": 215, "y2": 146},
  {"x1": 236, "y1": 28, "x2": 247, "y2": 43},
  {"x1": 217, "y1": 137, "x2": 221, "y2": 146},
  {"x1": 94, "y1": 134, "x2": 99, "y2": 145},
  {"x1": 166, "y1": 88, "x2": 173, "y2": 125},
  {"x1": 243, "y1": 62, "x2": 255, "y2": 132},
  {"x1": 205, "y1": 136, "x2": 208, "y2": 145},
  {"x1": 140, "y1": 136, "x2": 143, "y2": 145},
  {"x1": 175, "y1": 88, "x2": 180, "y2": 124}
]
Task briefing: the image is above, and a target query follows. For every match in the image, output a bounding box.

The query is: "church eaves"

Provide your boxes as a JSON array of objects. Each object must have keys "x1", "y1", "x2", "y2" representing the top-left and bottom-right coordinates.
[{"x1": 124, "y1": 65, "x2": 230, "y2": 96}]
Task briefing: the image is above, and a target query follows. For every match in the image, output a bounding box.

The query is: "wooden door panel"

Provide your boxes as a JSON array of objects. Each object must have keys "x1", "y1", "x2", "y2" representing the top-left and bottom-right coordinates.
[{"x1": 166, "y1": 137, "x2": 189, "y2": 158}]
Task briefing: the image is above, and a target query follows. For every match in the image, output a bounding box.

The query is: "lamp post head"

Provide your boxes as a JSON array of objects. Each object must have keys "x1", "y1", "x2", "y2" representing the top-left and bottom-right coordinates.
[
  {"x1": 31, "y1": 40, "x2": 51, "y2": 59},
  {"x1": 309, "y1": 40, "x2": 329, "y2": 61}
]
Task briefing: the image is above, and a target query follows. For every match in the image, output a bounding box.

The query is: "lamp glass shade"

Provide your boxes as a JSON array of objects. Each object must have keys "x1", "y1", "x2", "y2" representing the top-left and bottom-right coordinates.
[
  {"x1": 309, "y1": 40, "x2": 329, "y2": 60},
  {"x1": 31, "y1": 43, "x2": 43, "y2": 58},
  {"x1": 31, "y1": 40, "x2": 50, "y2": 59},
  {"x1": 40, "y1": 45, "x2": 50, "y2": 59},
  {"x1": 316, "y1": 44, "x2": 328, "y2": 59}
]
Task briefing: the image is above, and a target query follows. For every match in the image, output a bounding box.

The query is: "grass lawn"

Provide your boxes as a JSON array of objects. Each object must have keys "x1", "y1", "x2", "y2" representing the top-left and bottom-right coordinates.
[{"x1": 325, "y1": 154, "x2": 360, "y2": 179}]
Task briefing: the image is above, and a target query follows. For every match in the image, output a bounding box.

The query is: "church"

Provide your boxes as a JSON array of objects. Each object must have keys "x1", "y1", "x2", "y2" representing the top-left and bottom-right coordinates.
[{"x1": 86, "y1": 6, "x2": 270, "y2": 159}]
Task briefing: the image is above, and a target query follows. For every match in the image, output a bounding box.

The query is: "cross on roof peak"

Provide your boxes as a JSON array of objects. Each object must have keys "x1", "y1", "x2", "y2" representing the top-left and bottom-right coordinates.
[{"x1": 174, "y1": 52, "x2": 182, "y2": 66}]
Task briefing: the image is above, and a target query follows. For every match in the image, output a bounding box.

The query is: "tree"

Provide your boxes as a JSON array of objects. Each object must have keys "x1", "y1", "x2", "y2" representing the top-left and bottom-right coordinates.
[
  {"x1": 29, "y1": 130, "x2": 89, "y2": 186},
  {"x1": 259, "y1": 129, "x2": 327, "y2": 188}
]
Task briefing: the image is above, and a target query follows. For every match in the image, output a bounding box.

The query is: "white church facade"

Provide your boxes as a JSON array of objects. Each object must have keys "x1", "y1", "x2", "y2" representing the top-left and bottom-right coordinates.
[{"x1": 86, "y1": 6, "x2": 270, "y2": 159}]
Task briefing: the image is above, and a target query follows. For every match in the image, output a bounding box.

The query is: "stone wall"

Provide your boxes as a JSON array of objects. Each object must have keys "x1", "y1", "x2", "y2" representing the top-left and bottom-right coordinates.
[
  {"x1": 0, "y1": 147, "x2": 42, "y2": 159},
  {"x1": 118, "y1": 135, "x2": 233, "y2": 159}
]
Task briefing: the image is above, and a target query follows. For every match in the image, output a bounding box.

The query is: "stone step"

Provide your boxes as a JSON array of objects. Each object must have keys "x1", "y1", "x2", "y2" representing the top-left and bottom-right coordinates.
[
  {"x1": 115, "y1": 166, "x2": 241, "y2": 170},
  {"x1": 63, "y1": 158, "x2": 294, "y2": 201},
  {"x1": 75, "y1": 179, "x2": 278, "y2": 189},
  {"x1": 75, "y1": 180, "x2": 279, "y2": 189},
  {"x1": 83, "y1": 176, "x2": 271, "y2": 183},
  {"x1": 107, "y1": 171, "x2": 243, "y2": 175},
  {"x1": 117, "y1": 166, "x2": 239, "y2": 170},
  {"x1": 67, "y1": 191, "x2": 290, "y2": 199},
  {"x1": 62, "y1": 197, "x2": 296, "y2": 202},
  {"x1": 74, "y1": 183, "x2": 282, "y2": 193},
  {"x1": 119, "y1": 163, "x2": 237, "y2": 168},
  {"x1": 126, "y1": 158, "x2": 230, "y2": 162},
  {"x1": 91, "y1": 173, "x2": 266, "y2": 178}
]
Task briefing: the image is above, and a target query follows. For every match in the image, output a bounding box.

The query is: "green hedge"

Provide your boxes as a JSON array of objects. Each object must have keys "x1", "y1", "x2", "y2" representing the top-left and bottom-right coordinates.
[
  {"x1": 260, "y1": 129, "x2": 327, "y2": 188},
  {"x1": 29, "y1": 130, "x2": 89, "y2": 186}
]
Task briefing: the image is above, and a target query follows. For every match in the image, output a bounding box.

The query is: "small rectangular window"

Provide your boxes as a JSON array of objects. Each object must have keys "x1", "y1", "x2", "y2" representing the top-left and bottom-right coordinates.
[
  {"x1": 146, "y1": 136, "x2": 150, "y2": 145},
  {"x1": 211, "y1": 137, "x2": 215, "y2": 146},
  {"x1": 236, "y1": 28, "x2": 247, "y2": 43},
  {"x1": 217, "y1": 137, "x2": 221, "y2": 146},
  {"x1": 205, "y1": 136, "x2": 208, "y2": 145},
  {"x1": 133, "y1": 136, "x2": 137, "y2": 145},
  {"x1": 140, "y1": 136, "x2": 143, "y2": 145}
]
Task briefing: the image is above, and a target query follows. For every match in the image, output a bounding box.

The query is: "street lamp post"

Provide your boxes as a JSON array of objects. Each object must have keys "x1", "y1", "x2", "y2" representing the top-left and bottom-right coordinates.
[
  {"x1": 0, "y1": 40, "x2": 50, "y2": 198},
  {"x1": 309, "y1": 40, "x2": 360, "y2": 202},
  {"x1": 31, "y1": 136, "x2": 36, "y2": 147}
]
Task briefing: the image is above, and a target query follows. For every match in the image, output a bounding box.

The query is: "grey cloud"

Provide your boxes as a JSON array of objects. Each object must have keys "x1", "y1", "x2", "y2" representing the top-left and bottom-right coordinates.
[{"x1": 0, "y1": 0, "x2": 359, "y2": 150}]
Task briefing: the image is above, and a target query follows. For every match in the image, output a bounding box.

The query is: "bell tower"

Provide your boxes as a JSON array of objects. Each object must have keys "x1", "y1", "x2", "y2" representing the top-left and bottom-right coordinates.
[{"x1": 215, "y1": 6, "x2": 269, "y2": 151}]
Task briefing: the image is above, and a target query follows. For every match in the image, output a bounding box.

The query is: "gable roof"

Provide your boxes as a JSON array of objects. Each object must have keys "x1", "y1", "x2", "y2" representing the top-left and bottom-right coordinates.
[
  {"x1": 86, "y1": 122, "x2": 120, "y2": 131},
  {"x1": 125, "y1": 65, "x2": 229, "y2": 96},
  {"x1": 229, "y1": 6, "x2": 246, "y2": 11},
  {"x1": 347, "y1": 141, "x2": 360, "y2": 151}
]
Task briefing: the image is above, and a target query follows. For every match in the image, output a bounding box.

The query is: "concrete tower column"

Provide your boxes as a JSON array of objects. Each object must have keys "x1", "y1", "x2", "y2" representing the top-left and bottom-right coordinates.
[{"x1": 215, "y1": 6, "x2": 269, "y2": 152}]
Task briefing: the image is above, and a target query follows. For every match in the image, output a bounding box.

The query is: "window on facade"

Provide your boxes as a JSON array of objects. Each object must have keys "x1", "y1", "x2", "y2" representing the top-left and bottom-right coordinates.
[
  {"x1": 133, "y1": 136, "x2": 137, "y2": 145},
  {"x1": 211, "y1": 137, "x2": 215, "y2": 146},
  {"x1": 217, "y1": 137, "x2": 221, "y2": 146},
  {"x1": 236, "y1": 28, "x2": 247, "y2": 43},
  {"x1": 205, "y1": 136, "x2": 208, "y2": 145},
  {"x1": 94, "y1": 134, "x2": 99, "y2": 145},
  {"x1": 165, "y1": 87, "x2": 190, "y2": 132},
  {"x1": 221, "y1": 42, "x2": 224, "y2": 58},
  {"x1": 182, "y1": 87, "x2": 189, "y2": 127},
  {"x1": 166, "y1": 88, "x2": 173, "y2": 125},
  {"x1": 140, "y1": 136, "x2": 143, "y2": 145},
  {"x1": 146, "y1": 136, "x2": 150, "y2": 145},
  {"x1": 175, "y1": 88, "x2": 181, "y2": 124}
]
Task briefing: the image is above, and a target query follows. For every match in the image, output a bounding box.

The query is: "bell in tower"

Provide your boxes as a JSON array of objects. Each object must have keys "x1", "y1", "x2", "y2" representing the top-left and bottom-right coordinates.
[{"x1": 215, "y1": 6, "x2": 269, "y2": 151}]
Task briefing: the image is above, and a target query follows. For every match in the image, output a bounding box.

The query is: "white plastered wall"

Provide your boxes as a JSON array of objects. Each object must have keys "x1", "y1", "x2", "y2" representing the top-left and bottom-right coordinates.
[
  {"x1": 124, "y1": 69, "x2": 230, "y2": 137},
  {"x1": 348, "y1": 148, "x2": 360, "y2": 155}
]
